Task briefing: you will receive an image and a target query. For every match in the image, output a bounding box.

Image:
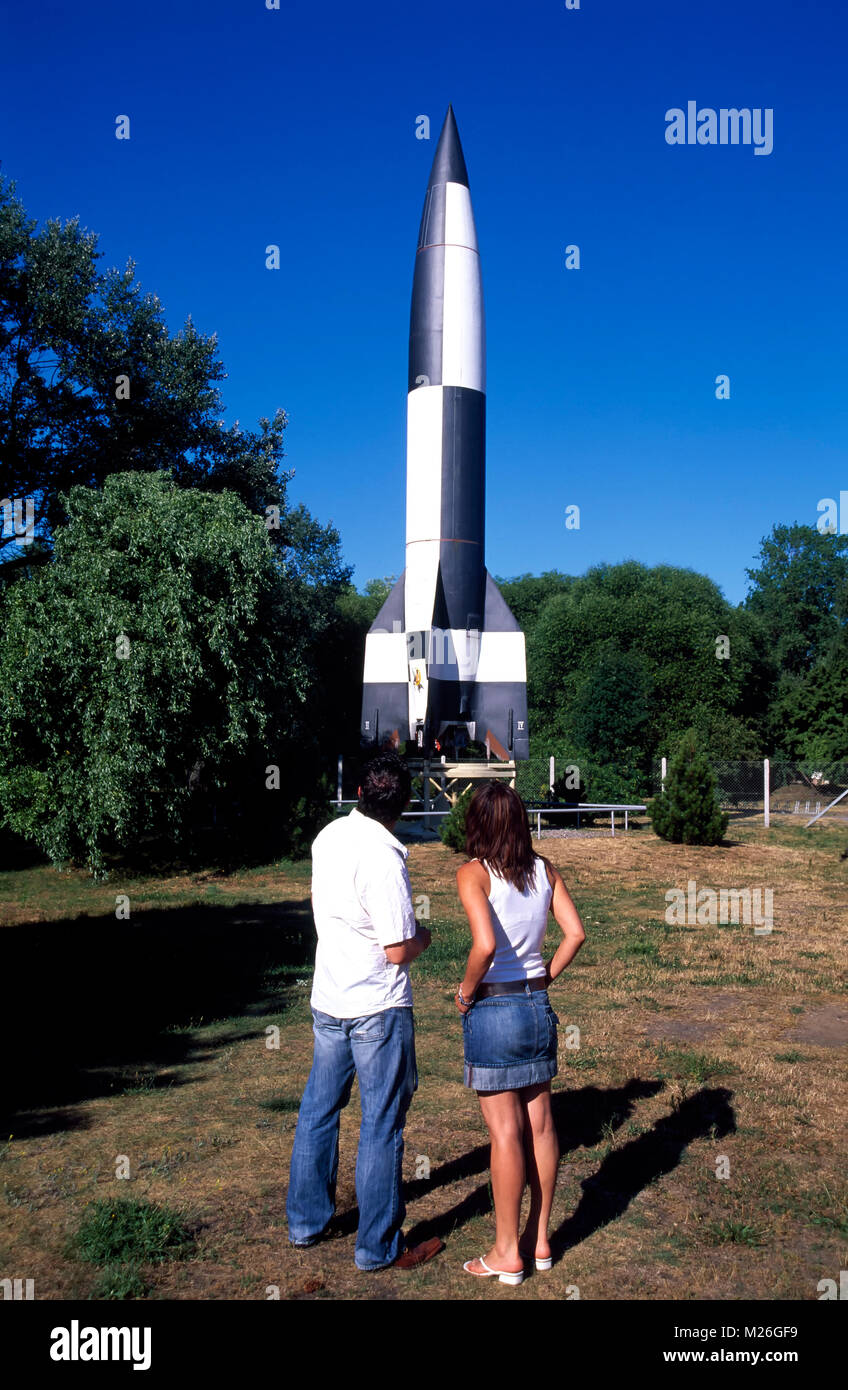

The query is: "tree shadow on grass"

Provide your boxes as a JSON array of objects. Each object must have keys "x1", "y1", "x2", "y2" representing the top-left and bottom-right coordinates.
[
  {"x1": 402, "y1": 1081, "x2": 735, "y2": 1253},
  {"x1": 0, "y1": 898, "x2": 314, "y2": 1136}
]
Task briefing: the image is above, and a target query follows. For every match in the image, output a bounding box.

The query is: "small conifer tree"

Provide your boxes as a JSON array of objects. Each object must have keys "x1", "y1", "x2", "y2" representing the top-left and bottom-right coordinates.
[
  {"x1": 439, "y1": 787, "x2": 474, "y2": 852},
  {"x1": 648, "y1": 729, "x2": 729, "y2": 845}
]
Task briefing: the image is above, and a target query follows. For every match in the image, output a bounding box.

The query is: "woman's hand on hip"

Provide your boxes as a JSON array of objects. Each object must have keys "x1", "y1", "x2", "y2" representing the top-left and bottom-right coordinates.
[{"x1": 455, "y1": 987, "x2": 474, "y2": 1014}]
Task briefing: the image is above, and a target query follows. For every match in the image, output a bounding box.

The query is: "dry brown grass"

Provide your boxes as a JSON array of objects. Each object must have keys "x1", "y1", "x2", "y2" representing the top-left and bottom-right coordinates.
[{"x1": 1, "y1": 818, "x2": 845, "y2": 1300}]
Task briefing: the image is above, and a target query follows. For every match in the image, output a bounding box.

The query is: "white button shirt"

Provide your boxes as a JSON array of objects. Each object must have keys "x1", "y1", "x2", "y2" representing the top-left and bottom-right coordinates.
[{"x1": 310, "y1": 807, "x2": 419, "y2": 1018}]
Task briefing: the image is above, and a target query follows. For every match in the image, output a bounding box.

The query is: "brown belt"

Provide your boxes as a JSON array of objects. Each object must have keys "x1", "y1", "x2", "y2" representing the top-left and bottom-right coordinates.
[{"x1": 475, "y1": 976, "x2": 548, "y2": 1000}]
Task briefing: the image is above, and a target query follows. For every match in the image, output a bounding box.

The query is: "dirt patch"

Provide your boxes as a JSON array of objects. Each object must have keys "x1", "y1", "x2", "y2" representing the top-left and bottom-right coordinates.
[
  {"x1": 781, "y1": 1004, "x2": 848, "y2": 1048},
  {"x1": 642, "y1": 1017, "x2": 720, "y2": 1044},
  {"x1": 636, "y1": 991, "x2": 819, "y2": 1047},
  {"x1": 637, "y1": 992, "x2": 740, "y2": 1043}
]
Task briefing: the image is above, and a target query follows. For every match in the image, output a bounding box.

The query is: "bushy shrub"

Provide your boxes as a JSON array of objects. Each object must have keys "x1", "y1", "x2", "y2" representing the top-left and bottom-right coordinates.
[
  {"x1": 648, "y1": 729, "x2": 728, "y2": 845},
  {"x1": 0, "y1": 472, "x2": 315, "y2": 873},
  {"x1": 439, "y1": 787, "x2": 474, "y2": 852}
]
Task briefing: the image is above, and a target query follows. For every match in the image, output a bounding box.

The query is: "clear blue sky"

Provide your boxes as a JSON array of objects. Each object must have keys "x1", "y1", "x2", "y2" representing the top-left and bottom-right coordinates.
[{"x1": 2, "y1": 0, "x2": 846, "y2": 604}]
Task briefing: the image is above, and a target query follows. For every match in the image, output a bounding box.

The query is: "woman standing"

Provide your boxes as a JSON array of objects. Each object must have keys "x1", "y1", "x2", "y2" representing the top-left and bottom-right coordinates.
[{"x1": 456, "y1": 782, "x2": 586, "y2": 1285}]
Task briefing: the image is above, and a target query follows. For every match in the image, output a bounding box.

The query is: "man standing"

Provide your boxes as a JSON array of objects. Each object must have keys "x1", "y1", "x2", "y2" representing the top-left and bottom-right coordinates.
[{"x1": 286, "y1": 751, "x2": 441, "y2": 1271}]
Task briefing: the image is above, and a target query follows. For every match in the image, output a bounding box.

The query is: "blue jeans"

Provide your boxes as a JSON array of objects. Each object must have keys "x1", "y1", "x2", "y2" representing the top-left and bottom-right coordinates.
[{"x1": 286, "y1": 1006, "x2": 417, "y2": 1270}]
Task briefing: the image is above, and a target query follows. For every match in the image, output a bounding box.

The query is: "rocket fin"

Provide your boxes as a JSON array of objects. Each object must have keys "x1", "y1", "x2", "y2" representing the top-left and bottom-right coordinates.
[
  {"x1": 474, "y1": 571, "x2": 529, "y2": 759},
  {"x1": 362, "y1": 571, "x2": 409, "y2": 747},
  {"x1": 367, "y1": 571, "x2": 405, "y2": 634},
  {"x1": 482, "y1": 570, "x2": 522, "y2": 632}
]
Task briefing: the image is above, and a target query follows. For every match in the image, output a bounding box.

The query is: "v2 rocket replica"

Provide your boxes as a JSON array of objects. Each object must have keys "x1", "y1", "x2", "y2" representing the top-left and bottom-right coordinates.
[{"x1": 361, "y1": 106, "x2": 529, "y2": 761}]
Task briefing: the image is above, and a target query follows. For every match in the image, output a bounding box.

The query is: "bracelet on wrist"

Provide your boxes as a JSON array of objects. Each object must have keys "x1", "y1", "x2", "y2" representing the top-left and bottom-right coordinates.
[{"x1": 457, "y1": 987, "x2": 475, "y2": 1007}]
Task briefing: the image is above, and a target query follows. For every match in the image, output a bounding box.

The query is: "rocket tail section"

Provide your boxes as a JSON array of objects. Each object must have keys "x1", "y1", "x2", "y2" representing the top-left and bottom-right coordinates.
[{"x1": 360, "y1": 569, "x2": 529, "y2": 759}]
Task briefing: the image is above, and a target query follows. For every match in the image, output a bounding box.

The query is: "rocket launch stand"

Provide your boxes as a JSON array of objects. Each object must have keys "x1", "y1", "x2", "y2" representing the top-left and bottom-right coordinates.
[{"x1": 409, "y1": 758, "x2": 517, "y2": 813}]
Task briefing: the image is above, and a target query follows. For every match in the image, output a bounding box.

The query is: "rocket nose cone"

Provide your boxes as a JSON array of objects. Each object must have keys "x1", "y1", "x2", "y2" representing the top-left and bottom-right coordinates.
[{"x1": 427, "y1": 105, "x2": 469, "y2": 189}]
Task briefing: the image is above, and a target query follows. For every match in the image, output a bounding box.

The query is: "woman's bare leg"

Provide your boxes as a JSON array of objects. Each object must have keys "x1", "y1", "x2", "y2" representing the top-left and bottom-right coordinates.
[
  {"x1": 518, "y1": 1082, "x2": 558, "y2": 1261},
  {"x1": 465, "y1": 1088, "x2": 525, "y2": 1274}
]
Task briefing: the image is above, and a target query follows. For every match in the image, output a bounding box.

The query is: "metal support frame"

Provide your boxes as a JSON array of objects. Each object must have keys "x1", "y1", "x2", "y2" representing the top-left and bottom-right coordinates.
[
  {"x1": 406, "y1": 758, "x2": 516, "y2": 808},
  {"x1": 805, "y1": 787, "x2": 848, "y2": 826}
]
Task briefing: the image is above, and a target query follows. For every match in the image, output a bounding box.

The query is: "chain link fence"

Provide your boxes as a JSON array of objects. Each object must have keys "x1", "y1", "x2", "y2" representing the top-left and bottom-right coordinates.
[
  {"x1": 766, "y1": 761, "x2": 848, "y2": 817},
  {"x1": 334, "y1": 750, "x2": 848, "y2": 823},
  {"x1": 514, "y1": 755, "x2": 559, "y2": 803},
  {"x1": 650, "y1": 758, "x2": 848, "y2": 817}
]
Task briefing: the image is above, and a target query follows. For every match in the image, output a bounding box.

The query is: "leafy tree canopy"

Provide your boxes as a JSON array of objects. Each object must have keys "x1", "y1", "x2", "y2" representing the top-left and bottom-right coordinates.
[
  {"x1": 495, "y1": 571, "x2": 574, "y2": 641},
  {"x1": 0, "y1": 471, "x2": 342, "y2": 871},
  {"x1": 744, "y1": 524, "x2": 848, "y2": 758},
  {"x1": 0, "y1": 173, "x2": 288, "y2": 574},
  {"x1": 336, "y1": 575, "x2": 398, "y2": 631},
  {"x1": 527, "y1": 560, "x2": 766, "y2": 763},
  {"x1": 744, "y1": 523, "x2": 848, "y2": 675}
]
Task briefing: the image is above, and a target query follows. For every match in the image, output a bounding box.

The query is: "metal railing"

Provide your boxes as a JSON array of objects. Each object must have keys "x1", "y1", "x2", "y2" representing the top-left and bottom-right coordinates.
[
  {"x1": 332, "y1": 799, "x2": 647, "y2": 837},
  {"x1": 524, "y1": 803, "x2": 647, "y2": 836}
]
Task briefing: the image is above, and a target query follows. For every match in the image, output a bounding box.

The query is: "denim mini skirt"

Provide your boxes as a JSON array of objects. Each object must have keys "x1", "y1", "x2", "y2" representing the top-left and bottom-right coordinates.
[{"x1": 462, "y1": 986, "x2": 558, "y2": 1091}]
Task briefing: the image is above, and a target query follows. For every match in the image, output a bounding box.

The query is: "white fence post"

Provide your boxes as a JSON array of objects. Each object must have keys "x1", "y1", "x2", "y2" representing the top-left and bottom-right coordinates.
[
  {"x1": 661, "y1": 756, "x2": 667, "y2": 792},
  {"x1": 763, "y1": 757, "x2": 770, "y2": 827},
  {"x1": 549, "y1": 756, "x2": 555, "y2": 796},
  {"x1": 337, "y1": 754, "x2": 343, "y2": 807}
]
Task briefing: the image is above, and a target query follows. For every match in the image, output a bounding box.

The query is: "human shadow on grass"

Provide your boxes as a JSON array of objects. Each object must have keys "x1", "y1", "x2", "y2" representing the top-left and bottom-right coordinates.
[
  {"x1": 401, "y1": 1081, "x2": 735, "y2": 1253},
  {"x1": 326, "y1": 1078, "x2": 661, "y2": 1242},
  {"x1": 0, "y1": 898, "x2": 314, "y2": 1135}
]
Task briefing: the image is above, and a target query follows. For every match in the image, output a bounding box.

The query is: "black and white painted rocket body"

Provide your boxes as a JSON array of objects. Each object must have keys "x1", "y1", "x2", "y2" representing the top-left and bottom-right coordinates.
[{"x1": 361, "y1": 107, "x2": 529, "y2": 760}]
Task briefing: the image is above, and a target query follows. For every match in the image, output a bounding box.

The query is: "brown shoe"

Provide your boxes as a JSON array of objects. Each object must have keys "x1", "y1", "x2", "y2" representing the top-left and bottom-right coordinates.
[{"x1": 392, "y1": 1237, "x2": 444, "y2": 1269}]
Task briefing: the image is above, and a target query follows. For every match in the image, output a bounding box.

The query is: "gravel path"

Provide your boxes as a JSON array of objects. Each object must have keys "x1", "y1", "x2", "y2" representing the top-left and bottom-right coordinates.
[{"x1": 537, "y1": 827, "x2": 614, "y2": 839}]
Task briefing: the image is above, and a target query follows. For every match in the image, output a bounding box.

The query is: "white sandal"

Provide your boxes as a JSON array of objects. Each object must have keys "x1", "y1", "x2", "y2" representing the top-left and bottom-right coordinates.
[
  {"x1": 519, "y1": 1249, "x2": 552, "y2": 1270},
  {"x1": 463, "y1": 1256, "x2": 524, "y2": 1286}
]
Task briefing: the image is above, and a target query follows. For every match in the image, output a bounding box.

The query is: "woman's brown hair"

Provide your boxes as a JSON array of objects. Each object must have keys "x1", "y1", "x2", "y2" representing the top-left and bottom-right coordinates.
[{"x1": 465, "y1": 781, "x2": 538, "y2": 892}]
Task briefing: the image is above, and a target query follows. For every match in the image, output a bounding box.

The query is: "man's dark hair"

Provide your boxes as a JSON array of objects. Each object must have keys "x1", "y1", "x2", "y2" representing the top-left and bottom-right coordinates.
[{"x1": 358, "y1": 751, "x2": 412, "y2": 825}]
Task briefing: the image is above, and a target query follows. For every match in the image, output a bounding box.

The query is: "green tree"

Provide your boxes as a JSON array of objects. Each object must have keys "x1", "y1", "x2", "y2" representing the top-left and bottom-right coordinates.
[
  {"x1": 570, "y1": 647, "x2": 652, "y2": 769},
  {"x1": 439, "y1": 787, "x2": 474, "y2": 852},
  {"x1": 767, "y1": 651, "x2": 848, "y2": 762},
  {"x1": 529, "y1": 561, "x2": 766, "y2": 763},
  {"x1": 0, "y1": 174, "x2": 288, "y2": 575},
  {"x1": 0, "y1": 471, "x2": 336, "y2": 872},
  {"x1": 495, "y1": 571, "x2": 574, "y2": 643},
  {"x1": 744, "y1": 524, "x2": 848, "y2": 758},
  {"x1": 663, "y1": 704, "x2": 764, "y2": 761},
  {"x1": 336, "y1": 575, "x2": 398, "y2": 630},
  {"x1": 744, "y1": 523, "x2": 848, "y2": 676},
  {"x1": 648, "y1": 729, "x2": 729, "y2": 845}
]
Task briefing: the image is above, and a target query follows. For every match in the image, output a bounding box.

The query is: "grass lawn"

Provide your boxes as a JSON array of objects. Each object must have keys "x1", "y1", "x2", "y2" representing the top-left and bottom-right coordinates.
[{"x1": 0, "y1": 817, "x2": 846, "y2": 1301}]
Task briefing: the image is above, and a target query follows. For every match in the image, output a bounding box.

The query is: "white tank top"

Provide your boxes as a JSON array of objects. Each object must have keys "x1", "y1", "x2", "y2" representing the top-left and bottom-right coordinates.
[{"x1": 476, "y1": 855, "x2": 553, "y2": 983}]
